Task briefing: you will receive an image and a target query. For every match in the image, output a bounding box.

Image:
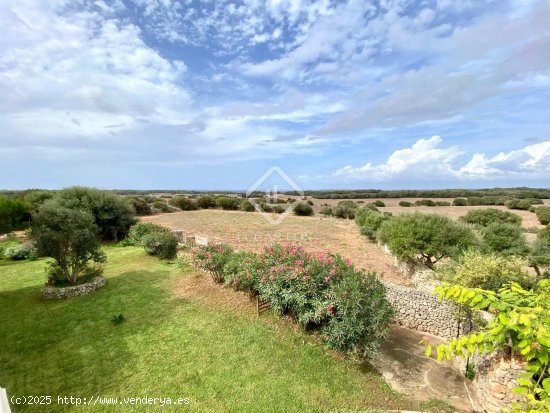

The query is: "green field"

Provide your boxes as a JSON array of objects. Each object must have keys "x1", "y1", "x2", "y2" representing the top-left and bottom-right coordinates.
[{"x1": 0, "y1": 245, "x2": 451, "y2": 412}]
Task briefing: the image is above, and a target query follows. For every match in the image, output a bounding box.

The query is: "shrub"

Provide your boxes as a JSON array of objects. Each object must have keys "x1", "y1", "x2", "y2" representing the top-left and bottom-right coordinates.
[
  {"x1": 222, "y1": 251, "x2": 262, "y2": 292},
  {"x1": 434, "y1": 201, "x2": 451, "y2": 206},
  {"x1": 414, "y1": 199, "x2": 436, "y2": 207},
  {"x1": 47, "y1": 187, "x2": 136, "y2": 241},
  {"x1": 191, "y1": 243, "x2": 234, "y2": 282},
  {"x1": 130, "y1": 197, "x2": 152, "y2": 216},
  {"x1": 142, "y1": 231, "x2": 178, "y2": 260},
  {"x1": 377, "y1": 212, "x2": 478, "y2": 268},
  {"x1": 293, "y1": 202, "x2": 314, "y2": 216},
  {"x1": 460, "y1": 208, "x2": 522, "y2": 227},
  {"x1": 169, "y1": 196, "x2": 198, "y2": 211},
  {"x1": 535, "y1": 206, "x2": 550, "y2": 225},
  {"x1": 192, "y1": 243, "x2": 394, "y2": 359},
  {"x1": 272, "y1": 205, "x2": 285, "y2": 214},
  {"x1": 323, "y1": 270, "x2": 394, "y2": 358},
  {"x1": 504, "y1": 198, "x2": 532, "y2": 210},
  {"x1": 399, "y1": 201, "x2": 413, "y2": 207},
  {"x1": 436, "y1": 250, "x2": 532, "y2": 291},
  {"x1": 4, "y1": 244, "x2": 36, "y2": 261},
  {"x1": 32, "y1": 204, "x2": 105, "y2": 286},
  {"x1": 306, "y1": 200, "x2": 314, "y2": 206},
  {"x1": 215, "y1": 196, "x2": 240, "y2": 210},
  {"x1": 453, "y1": 198, "x2": 467, "y2": 206},
  {"x1": 0, "y1": 196, "x2": 30, "y2": 234},
  {"x1": 320, "y1": 206, "x2": 333, "y2": 216},
  {"x1": 240, "y1": 199, "x2": 256, "y2": 212},
  {"x1": 527, "y1": 198, "x2": 544, "y2": 205},
  {"x1": 480, "y1": 222, "x2": 529, "y2": 256},
  {"x1": 355, "y1": 208, "x2": 390, "y2": 241},
  {"x1": 127, "y1": 223, "x2": 167, "y2": 246},
  {"x1": 22, "y1": 190, "x2": 53, "y2": 210},
  {"x1": 529, "y1": 237, "x2": 550, "y2": 278},
  {"x1": 152, "y1": 200, "x2": 172, "y2": 212},
  {"x1": 332, "y1": 200, "x2": 357, "y2": 219},
  {"x1": 197, "y1": 195, "x2": 216, "y2": 209},
  {"x1": 371, "y1": 200, "x2": 385, "y2": 207}
]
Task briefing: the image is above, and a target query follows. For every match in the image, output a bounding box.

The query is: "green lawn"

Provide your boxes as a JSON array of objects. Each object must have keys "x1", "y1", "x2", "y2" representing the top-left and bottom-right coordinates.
[{"x1": 0, "y1": 246, "x2": 444, "y2": 412}]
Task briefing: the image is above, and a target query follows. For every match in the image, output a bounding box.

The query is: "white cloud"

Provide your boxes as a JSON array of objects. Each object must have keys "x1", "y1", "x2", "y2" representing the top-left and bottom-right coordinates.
[{"x1": 333, "y1": 137, "x2": 550, "y2": 182}]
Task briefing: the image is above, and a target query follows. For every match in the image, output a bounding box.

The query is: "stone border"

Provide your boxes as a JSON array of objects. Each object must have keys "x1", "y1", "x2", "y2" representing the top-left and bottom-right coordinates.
[{"x1": 42, "y1": 276, "x2": 106, "y2": 300}]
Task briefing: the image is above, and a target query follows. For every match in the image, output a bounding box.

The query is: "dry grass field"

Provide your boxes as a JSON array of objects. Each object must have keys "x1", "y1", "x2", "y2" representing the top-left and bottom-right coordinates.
[{"x1": 142, "y1": 210, "x2": 408, "y2": 285}]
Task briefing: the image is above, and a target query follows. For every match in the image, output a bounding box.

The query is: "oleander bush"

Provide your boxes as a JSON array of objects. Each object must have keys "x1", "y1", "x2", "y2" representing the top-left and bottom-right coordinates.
[
  {"x1": 190, "y1": 242, "x2": 394, "y2": 359},
  {"x1": 142, "y1": 231, "x2": 178, "y2": 260},
  {"x1": 460, "y1": 208, "x2": 522, "y2": 227}
]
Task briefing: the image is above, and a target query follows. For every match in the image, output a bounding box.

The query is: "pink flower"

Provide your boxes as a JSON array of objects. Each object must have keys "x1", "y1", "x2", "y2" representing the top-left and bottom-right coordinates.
[
  {"x1": 269, "y1": 274, "x2": 275, "y2": 282},
  {"x1": 345, "y1": 258, "x2": 352, "y2": 266},
  {"x1": 323, "y1": 277, "x2": 329, "y2": 284},
  {"x1": 260, "y1": 276, "x2": 266, "y2": 283},
  {"x1": 326, "y1": 304, "x2": 335, "y2": 315}
]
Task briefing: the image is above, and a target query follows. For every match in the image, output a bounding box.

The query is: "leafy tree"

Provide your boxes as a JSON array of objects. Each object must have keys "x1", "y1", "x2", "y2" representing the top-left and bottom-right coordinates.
[
  {"x1": 536, "y1": 207, "x2": 550, "y2": 225},
  {"x1": 436, "y1": 250, "x2": 532, "y2": 291},
  {"x1": 425, "y1": 281, "x2": 550, "y2": 413},
  {"x1": 47, "y1": 187, "x2": 136, "y2": 241},
  {"x1": 293, "y1": 202, "x2": 314, "y2": 216},
  {"x1": 481, "y1": 222, "x2": 529, "y2": 256},
  {"x1": 0, "y1": 196, "x2": 30, "y2": 234},
  {"x1": 32, "y1": 205, "x2": 105, "y2": 285},
  {"x1": 460, "y1": 208, "x2": 522, "y2": 227},
  {"x1": 377, "y1": 212, "x2": 478, "y2": 268},
  {"x1": 21, "y1": 190, "x2": 53, "y2": 210}
]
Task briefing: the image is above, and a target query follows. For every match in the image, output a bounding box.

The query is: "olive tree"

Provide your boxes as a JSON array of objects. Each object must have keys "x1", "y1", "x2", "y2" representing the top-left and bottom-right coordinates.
[
  {"x1": 48, "y1": 187, "x2": 136, "y2": 241},
  {"x1": 377, "y1": 212, "x2": 477, "y2": 268},
  {"x1": 32, "y1": 204, "x2": 106, "y2": 285}
]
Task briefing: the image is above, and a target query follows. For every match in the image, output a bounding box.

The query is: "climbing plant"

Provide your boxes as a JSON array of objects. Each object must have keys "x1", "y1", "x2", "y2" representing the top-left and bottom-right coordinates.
[{"x1": 425, "y1": 281, "x2": 550, "y2": 413}]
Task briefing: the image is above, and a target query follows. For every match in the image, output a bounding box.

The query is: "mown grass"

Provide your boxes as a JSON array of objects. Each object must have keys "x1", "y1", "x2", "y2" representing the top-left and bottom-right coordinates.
[{"x1": 0, "y1": 246, "x2": 447, "y2": 412}]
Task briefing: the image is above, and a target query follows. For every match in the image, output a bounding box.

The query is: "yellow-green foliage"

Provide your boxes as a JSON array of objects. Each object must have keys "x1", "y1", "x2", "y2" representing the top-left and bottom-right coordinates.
[
  {"x1": 426, "y1": 281, "x2": 550, "y2": 413},
  {"x1": 436, "y1": 250, "x2": 532, "y2": 291}
]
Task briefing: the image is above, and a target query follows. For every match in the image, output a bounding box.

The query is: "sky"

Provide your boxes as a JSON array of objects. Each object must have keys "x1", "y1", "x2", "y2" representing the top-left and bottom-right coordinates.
[{"x1": 1, "y1": 0, "x2": 549, "y2": 190}]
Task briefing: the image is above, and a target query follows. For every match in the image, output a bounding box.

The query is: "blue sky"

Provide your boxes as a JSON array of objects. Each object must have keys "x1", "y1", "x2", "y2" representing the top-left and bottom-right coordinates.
[{"x1": 1, "y1": 0, "x2": 549, "y2": 190}]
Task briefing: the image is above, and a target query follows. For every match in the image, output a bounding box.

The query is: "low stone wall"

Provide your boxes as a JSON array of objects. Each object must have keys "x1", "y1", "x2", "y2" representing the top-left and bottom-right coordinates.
[
  {"x1": 42, "y1": 276, "x2": 106, "y2": 300},
  {"x1": 384, "y1": 282, "x2": 460, "y2": 340}
]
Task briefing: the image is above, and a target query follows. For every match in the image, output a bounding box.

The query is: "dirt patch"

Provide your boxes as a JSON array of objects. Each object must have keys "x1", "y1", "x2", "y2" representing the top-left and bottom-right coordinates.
[{"x1": 143, "y1": 210, "x2": 408, "y2": 285}]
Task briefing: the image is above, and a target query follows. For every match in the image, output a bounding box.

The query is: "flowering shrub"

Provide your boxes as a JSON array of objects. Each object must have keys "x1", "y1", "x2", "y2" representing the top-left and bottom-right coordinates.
[
  {"x1": 190, "y1": 242, "x2": 394, "y2": 358},
  {"x1": 191, "y1": 243, "x2": 234, "y2": 282}
]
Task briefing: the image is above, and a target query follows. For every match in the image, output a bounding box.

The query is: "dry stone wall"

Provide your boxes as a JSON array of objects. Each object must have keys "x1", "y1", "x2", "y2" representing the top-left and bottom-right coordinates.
[{"x1": 42, "y1": 276, "x2": 106, "y2": 299}]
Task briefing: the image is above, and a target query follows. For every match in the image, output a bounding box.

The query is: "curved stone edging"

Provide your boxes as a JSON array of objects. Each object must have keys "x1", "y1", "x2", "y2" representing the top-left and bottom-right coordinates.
[{"x1": 42, "y1": 276, "x2": 106, "y2": 300}]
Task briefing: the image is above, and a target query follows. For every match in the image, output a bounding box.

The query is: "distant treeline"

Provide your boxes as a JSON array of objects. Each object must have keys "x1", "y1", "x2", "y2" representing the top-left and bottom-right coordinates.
[{"x1": 284, "y1": 188, "x2": 550, "y2": 199}]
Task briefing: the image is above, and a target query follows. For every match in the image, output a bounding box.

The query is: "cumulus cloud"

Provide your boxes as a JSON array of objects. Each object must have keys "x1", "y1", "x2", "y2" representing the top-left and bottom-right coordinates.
[{"x1": 333, "y1": 137, "x2": 550, "y2": 183}]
